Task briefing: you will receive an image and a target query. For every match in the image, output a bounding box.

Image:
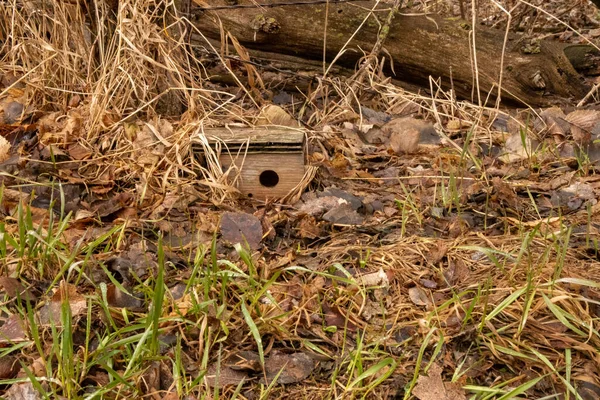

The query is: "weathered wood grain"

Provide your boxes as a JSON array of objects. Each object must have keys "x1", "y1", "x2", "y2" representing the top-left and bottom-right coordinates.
[{"x1": 182, "y1": 0, "x2": 588, "y2": 107}]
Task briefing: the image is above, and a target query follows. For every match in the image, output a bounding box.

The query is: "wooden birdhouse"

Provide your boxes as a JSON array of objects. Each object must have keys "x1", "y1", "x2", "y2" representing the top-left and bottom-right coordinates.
[{"x1": 193, "y1": 127, "x2": 306, "y2": 199}]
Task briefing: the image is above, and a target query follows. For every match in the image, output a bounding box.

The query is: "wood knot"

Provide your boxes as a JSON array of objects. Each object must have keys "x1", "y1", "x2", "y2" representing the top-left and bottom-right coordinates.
[
  {"x1": 251, "y1": 15, "x2": 280, "y2": 34},
  {"x1": 531, "y1": 71, "x2": 546, "y2": 90}
]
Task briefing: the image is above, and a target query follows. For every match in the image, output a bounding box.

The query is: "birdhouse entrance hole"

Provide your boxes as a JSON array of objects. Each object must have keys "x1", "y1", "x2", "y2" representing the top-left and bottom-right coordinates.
[
  {"x1": 259, "y1": 170, "x2": 279, "y2": 187},
  {"x1": 192, "y1": 127, "x2": 306, "y2": 199}
]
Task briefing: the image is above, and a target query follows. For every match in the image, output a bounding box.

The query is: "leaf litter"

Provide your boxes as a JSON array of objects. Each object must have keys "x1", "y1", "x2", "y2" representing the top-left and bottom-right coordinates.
[{"x1": 0, "y1": 0, "x2": 599, "y2": 399}]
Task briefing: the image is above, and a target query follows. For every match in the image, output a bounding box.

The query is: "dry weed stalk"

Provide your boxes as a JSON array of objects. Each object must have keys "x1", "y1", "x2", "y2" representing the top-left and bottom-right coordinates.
[{"x1": 0, "y1": 0, "x2": 208, "y2": 135}]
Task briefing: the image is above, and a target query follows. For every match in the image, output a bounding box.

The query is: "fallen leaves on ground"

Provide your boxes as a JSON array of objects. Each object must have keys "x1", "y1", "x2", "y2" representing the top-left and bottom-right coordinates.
[{"x1": 412, "y1": 364, "x2": 467, "y2": 400}]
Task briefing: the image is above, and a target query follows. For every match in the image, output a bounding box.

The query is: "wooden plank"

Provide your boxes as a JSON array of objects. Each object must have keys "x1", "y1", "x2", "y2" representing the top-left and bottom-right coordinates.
[
  {"x1": 198, "y1": 127, "x2": 305, "y2": 146},
  {"x1": 220, "y1": 152, "x2": 305, "y2": 198}
]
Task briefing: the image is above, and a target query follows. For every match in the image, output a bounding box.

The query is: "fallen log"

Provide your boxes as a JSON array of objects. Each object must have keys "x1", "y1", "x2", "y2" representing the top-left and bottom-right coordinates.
[{"x1": 180, "y1": 0, "x2": 588, "y2": 107}]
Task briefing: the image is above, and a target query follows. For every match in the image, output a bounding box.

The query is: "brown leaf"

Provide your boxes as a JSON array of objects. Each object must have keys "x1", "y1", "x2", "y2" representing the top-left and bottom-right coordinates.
[
  {"x1": 256, "y1": 105, "x2": 300, "y2": 127},
  {"x1": 355, "y1": 268, "x2": 390, "y2": 287},
  {"x1": 261, "y1": 352, "x2": 316, "y2": 385},
  {"x1": 322, "y1": 303, "x2": 357, "y2": 331},
  {"x1": 322, "y1": 203, "x2": 364, "y2": 225},
  {"x1": 106, "y1": 284, "x2": 144, "y2": 309},
  {"x1": 67, "y1": 143, "x2": 92, "y2": 160},
  {"x1": 1, "y1": 101, "x2": 25, "y2": 125},
  {"x1": 412, "y1": 363, "x2": 466, "y2": 400},
  {"x1": 408, "y1": 287, "x2": 432, "y2": 307},
  {"x1": 220, "y1": 212, "x2": 263, "y2": 250},
  {"x1": 0, "y1": 277, "x2": 37, "y2": 302},
  {"x1": 572, "y1": 126, "x2": 592, "y2": 145},
  {"x1": 389, "y1": 128, "x2": 420, "y2": 154},
  {"x1": 566, "y1": 109, "x2": 600, "y2": 130},
  {"x1": 0, "y1": 135, "x2": 9, "y2": 163},
  {"x1": 37, "y1": 281, "x2": 87, "y2": 326},
  {"x1": 382, "y1": 117, "x2": 434, "y2": 154},
  {"x1": 0, "y1": 314, "x2": 27, "y2": 343},
  {"x1": 426, "y1": 241, "x2": 448, "y2": 266},
  {"x1": 204, "y1": 364, "x2": 249, "y2": 388},
  {"x1": 226, "y1": 350, "x2": 261, "y2": 372},
  {"x1": 566, "y1": 110, "x2": 600, "y2": 145},
  {"x1": 4, "y1": 381, "x2": 42, "y2": 400},
  {"x1": 161, "y1": 392, "x2": 179, "y2": 400},
  {"x1": 538, "y1": 107, "x2": 569, "y2": 139},
  {"x1": 296, "y1": 215, "x2": 321, "y2": 239},
  {"x1": 0, "y1": 356, "x2": 19, "y2": 379}
]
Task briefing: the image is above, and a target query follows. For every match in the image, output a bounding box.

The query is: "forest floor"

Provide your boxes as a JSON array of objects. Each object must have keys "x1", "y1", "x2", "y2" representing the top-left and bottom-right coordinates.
[{"x1": 0, "y1": 0, "x2": 600, "y2": 399}]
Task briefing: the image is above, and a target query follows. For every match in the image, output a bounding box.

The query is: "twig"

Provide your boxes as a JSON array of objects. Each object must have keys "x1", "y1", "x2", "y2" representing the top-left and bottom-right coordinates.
[
  {"x1": 577, "y1": 82, "x2": 600, "y2": 107},
  {"x1": 347, "y1": 0, "x2": 403, "y2": 94}
]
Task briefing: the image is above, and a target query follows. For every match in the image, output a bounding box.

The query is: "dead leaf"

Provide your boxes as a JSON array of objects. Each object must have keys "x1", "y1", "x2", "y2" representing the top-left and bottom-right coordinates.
[
  {"x1": 0, "y1": 356, "x2": 19, "y2": 379},
  {"x1": 256, "y1": 105, "x2": 300, "y2": 127},
  {"x1": 566, "y1": 109, "x2": 600, "y2": 129},
  {"x1": 0, "y1": 277, "x2": 37, "y2": 302},
  {"x1": 3, "y1": 381, "x2": 42, "y2": 400},
  {"x1": 0, "y1": 314, "x2": 27, "y2": 343},
  {"x1": 0, "y1": 135, "x2": 10, "y2": 162},
  {"x1": 37, "y1": 281, "x2": 87, "y2": 326},
  {"x1": 220, "y1": 212, "x2": 263, "y2": 250},
  {"x1": 161, "y1": 392, "x2": 179, "y2": 400},
  {"x1": 2, "y1": 101, "x2": 24, "y2": 124},
  {"x1": 322, "y1": 303, "x2": 356, "y2": 331},
  {"x1": 538, "y1": 107, "x2": 569, "y2": 139},
  {"x1": 382, "y1": 117, "x2": 435, "y2": 154},
  {"x1": 412, "y1": 363, "x2": 466, "y2": 400},
  {"x1": 499, "y1": 133, "x2": 537, "y2": 163},
  {"x1": 566, "y1": 110, "x2": 600, "y2": 145},
  {"x1": 355, "y1": 268, "x2": 389, "y2": 287},
  {"x1": 204, "y1": 364, "x2": 249, "y2": 388},
  {"x1": 426, "y1": 242, "x2": 448, "y2": 265},
  {"x1": 322, "y1": 203, "x2": 364, "y2": 225},
  {"x1": 408, "y1": 287, "x2": 432, "y2": 307},
  {"x1": 389, "y1": 128, "x2": 420, "y2": 154},
  {"x1": 226, "y1": 350, "x2": 262, "y2": 372},
  {"x1": 106, "y1": 284, "x2": 144, "y2": 309},
  {"x1": 67, "y1": 143, "x2": 92, "y2": 160},
  {"x1": 261, "y1": 352, "x2": 316, "y2": 384},
  {"x1": 296, "y1": 215, "x2": 321, "y2": 239}
]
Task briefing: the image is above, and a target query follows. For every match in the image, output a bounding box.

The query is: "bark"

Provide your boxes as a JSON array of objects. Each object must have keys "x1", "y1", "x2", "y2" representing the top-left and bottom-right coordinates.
[{"x1": 182, "y1": 0, "x2": 589, "y2": 107}]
